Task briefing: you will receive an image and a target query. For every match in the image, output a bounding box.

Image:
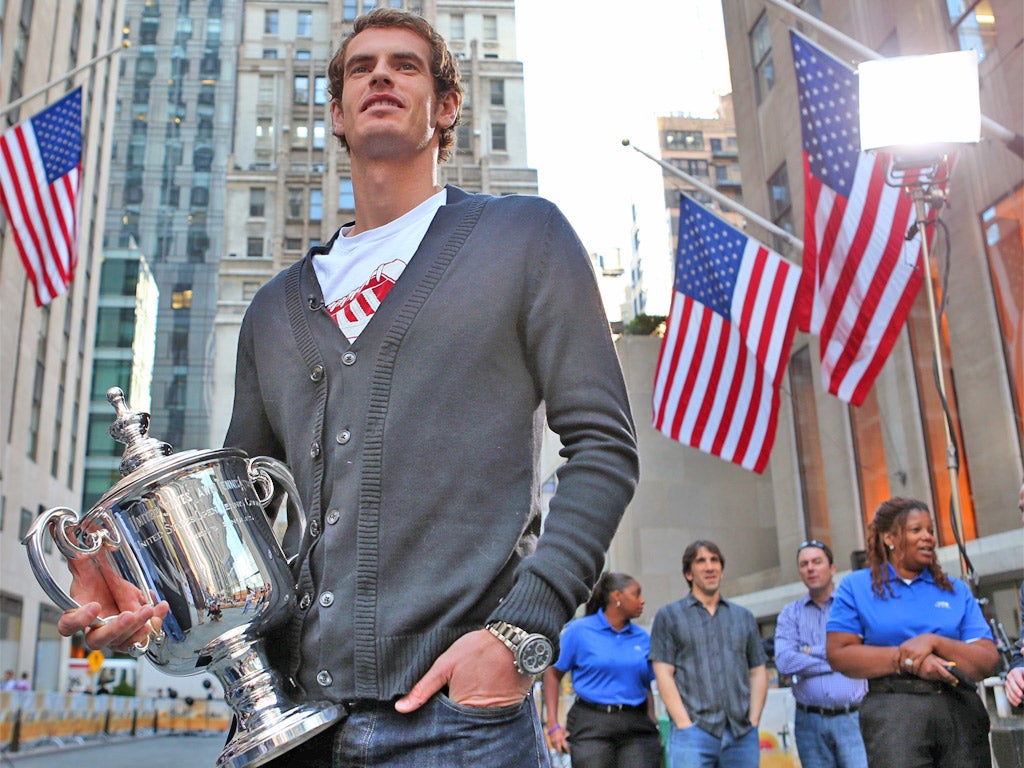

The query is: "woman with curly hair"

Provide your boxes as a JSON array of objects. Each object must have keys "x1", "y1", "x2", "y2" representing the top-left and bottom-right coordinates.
[{"x1": 825, "y1": 497, "x2": 998, "y2": 767}]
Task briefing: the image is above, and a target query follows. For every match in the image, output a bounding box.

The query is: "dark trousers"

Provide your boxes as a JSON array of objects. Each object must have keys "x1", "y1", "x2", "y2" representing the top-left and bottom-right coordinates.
[
  {"x1": 565, "y1": 701, "x2": 663, "y2": 768},
  {"x1": 859, "y1": 689, "x2": 991, "y2": 768}
]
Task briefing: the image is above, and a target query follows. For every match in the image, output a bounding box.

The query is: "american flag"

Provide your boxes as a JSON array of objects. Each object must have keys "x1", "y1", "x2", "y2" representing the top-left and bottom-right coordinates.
[
  {"x1": 0, "y1": 87, "x2": 83, "y2": 306},
  {"x1": 791, "y1": 32, "x2": 923, "y2": 405},
  {"x1": 653, "y1": 195, "x2": 801, "y2": 473}
]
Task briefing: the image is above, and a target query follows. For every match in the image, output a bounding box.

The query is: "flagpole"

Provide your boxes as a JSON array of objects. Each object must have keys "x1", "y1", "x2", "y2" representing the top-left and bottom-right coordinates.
[
  {"x1": 0, "y1": 42, "x2": 125, "y2": 119},
  {"x1": 765, "y1": 0, "x2": 1024, "y2": 159},
  {"x1": 622, "y1": 139, "x2": 805, "y2": 252}
]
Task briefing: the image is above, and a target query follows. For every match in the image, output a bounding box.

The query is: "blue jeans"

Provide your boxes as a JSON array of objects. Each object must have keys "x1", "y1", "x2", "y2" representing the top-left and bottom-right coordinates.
[
  {"x1": 794, "y1": 708, "x2": 868, "y2": 768},
  {"x1": 265, "y1": 694, "x2": 549, "y2": 768},
  {"x1": 668, "y1": 723, "x2": 759, "y2": 768}
]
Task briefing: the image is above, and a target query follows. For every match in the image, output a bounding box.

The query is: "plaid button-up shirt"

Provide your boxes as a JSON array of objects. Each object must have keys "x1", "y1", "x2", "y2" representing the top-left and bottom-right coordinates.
[{"x1": 650, "y1": 593, "x2": 768, "y2": 738}]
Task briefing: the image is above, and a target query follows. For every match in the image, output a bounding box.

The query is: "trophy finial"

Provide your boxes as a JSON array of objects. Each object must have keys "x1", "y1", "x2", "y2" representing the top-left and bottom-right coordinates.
[{"x1": 107, "y1": 386, "x2": 173, "y2": 476}]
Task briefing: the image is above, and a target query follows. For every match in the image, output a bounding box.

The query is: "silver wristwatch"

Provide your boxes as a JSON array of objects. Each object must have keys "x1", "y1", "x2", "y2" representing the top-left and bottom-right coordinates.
[{"x1": 485, "y1": 620, "x2": 554, "y2": 676}]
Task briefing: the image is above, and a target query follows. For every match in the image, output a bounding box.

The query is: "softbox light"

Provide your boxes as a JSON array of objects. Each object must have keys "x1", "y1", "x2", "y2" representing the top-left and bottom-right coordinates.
[{"x1": 859, "y1": 50, "x2": 980, "y2": 154}]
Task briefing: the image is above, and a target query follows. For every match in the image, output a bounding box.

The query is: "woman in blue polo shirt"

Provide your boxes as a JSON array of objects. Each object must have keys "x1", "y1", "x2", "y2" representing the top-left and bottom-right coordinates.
[
  {"x1": 542, "y1": 572, "x2": 661, "y2": 767},
  {"x1": 826, "y1": 497, "x2": 999, "y2": 767}
]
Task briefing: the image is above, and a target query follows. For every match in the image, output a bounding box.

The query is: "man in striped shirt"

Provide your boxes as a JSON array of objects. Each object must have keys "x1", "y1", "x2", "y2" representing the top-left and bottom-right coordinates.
[
  {"x1": 650, "y1": 540, "x2": 768, "y2": 768},
  {"x1": 775, "y1": 541, "x2": 867, "y2": 768}
]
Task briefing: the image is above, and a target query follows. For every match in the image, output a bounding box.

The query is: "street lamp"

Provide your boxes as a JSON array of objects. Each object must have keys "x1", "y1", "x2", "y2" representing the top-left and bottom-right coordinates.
[{"x1": 858, "y1": 49, "x2": 981, "y2": 582}]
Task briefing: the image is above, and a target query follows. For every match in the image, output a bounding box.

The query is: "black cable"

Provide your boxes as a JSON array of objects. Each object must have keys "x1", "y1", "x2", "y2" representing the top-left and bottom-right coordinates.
[
  {"x1": 934, "y1": 217, "x2": 952, "y2": 319},
  {"x1": 925, "y1": 214, "x2": 976, "y2": 586}
]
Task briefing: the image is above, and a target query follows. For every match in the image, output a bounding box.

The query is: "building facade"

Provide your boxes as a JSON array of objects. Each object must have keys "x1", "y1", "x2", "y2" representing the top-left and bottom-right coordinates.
[
  {"x1": 211, "y1": 0, "x2": 537, "y2": 442},
  {"x1": 606, "y1": 0, "x2": 1023, "y2": 644},
  {"x1": 0, "y1": 0, "x2": 126, "y2": 691},
  {"x1": 658, "y1": 93, "x2": 745, "y2": 240},
  {"x1": 83, "y1": 249, "x2": 158, "y2": 515},
  {"x1": 92, "y1": 0, "x2": 242, "y2": 484}
]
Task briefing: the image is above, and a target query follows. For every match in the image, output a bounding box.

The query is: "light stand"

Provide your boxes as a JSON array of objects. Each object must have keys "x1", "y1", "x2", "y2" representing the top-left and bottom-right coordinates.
[
  {"x1": 890, "y1": 158, "x2": 972, "y2": 582},
  {"x1": 859, "y1": 51, "x2": 981, "y2": 584}
]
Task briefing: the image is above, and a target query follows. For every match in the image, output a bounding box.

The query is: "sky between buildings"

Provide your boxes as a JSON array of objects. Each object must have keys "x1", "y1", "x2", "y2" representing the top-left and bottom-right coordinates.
[{"x1": 515, "y1": 0, "x2": 734, "y2": 317}]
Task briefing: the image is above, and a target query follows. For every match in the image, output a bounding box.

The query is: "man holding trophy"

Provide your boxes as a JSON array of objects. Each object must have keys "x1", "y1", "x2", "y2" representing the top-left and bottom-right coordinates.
[{"x1": 53, "y1": 8, "x2": 639, "y2": 766}]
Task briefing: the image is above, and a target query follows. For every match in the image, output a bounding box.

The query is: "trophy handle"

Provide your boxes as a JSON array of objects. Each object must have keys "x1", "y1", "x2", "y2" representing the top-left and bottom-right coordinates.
[
  {"x1": 248, "y1": 457, "x2": 306, "y2": 565},
  {"x1": 22, "y1": 506, "x2": 155, "y2": 654},
  {"x1": 23, "y1": 507, "x2": 93, "y2": 614}
]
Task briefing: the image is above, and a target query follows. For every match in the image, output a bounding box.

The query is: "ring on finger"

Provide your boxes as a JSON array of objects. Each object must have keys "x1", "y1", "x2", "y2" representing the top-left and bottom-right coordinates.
[{"x1": 904, "y1": 658, "x2": 914, "y2": 667}]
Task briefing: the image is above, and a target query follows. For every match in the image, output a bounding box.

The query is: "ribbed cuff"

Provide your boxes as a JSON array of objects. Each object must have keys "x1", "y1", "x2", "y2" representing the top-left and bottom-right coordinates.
[{"x1": 485, "y1": 571, "x2": 572, "y2": 656}]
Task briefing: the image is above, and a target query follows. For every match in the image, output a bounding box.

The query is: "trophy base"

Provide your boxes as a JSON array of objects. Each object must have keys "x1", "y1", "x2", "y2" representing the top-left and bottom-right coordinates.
[{"x1": 217, "y1": 702, "x2": 346, "y2": 768}]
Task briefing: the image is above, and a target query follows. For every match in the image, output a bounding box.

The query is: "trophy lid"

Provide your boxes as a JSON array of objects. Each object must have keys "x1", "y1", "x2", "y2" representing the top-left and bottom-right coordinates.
[
  {"x1": 106, "y1": 387, "x2": 175, "y2": 476},
  {"x1": 85, "y1": 388, "x2": 245, "y2": 516}
]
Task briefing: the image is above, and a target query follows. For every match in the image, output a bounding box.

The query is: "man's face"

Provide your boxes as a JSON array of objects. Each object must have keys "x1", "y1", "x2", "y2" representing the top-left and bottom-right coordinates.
[
  {"x1": 331, "y1": 26, "x2": 458, "y2": 161},
  {"x1": 685, "y1": 546, "x2": 723, "y2": 596},
  {"x1": 797, "y1": 546, "x2": 835, "y2": 592}
]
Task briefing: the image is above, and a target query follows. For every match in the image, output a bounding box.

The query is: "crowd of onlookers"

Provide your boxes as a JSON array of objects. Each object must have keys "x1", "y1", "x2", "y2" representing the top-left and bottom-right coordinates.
[{"x1": 0, "y1": 670, "x2": 31, "y2": 692}]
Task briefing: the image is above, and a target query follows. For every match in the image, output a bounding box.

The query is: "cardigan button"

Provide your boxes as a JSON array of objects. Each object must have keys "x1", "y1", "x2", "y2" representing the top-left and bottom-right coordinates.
[
  {"x1": 309, "y1": 519, "x2": 321, "y2": 537},
  {"x1": 336, "y1": 430, "x2": 351, "y2": 445},
  {"x1": 326, "y1": 509, "x2": 340, "y2": 525},
  {"x1": 316, "y1": 670, "x2": 333, "y2": 687},
  {"x1": 318, "y1": 591, "x2": 334, "y2": 607},
  {"x1": 309, "y1": 364, "x2": 324, "y2": 382},
  {"x1": 342, "y1": 351, "x2": 356, "y2": 366},
  {"x1": 310, "y1": 441, "x2": 320, "y2": 458},
  {"x1": 299, "y1": 593, "x2": 312, "y2": 610}
]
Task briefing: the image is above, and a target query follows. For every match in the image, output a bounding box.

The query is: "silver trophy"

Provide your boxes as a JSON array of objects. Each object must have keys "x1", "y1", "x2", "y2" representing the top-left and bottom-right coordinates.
[{"x1": 23, "y1": 388, "x2": 343, "y2": 768}]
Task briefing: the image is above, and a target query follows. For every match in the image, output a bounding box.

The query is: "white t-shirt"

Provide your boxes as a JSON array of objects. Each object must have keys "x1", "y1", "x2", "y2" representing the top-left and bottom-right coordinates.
[{"x1": 314, "y1": 188, "x2": 447, "y2": 342}]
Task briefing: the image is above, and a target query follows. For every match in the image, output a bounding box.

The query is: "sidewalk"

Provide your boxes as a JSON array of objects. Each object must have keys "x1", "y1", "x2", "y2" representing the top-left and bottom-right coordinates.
[
  {"x1": 1, "y1": 731, "x2": 224, "y2": 768},
  {"x1": 2, "y1": 729, "x2": 163, "y2": 760}
]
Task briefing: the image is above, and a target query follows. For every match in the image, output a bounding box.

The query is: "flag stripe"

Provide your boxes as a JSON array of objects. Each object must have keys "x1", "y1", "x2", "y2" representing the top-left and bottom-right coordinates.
[
  {"x1": 673, "y1": 302, "x2": 713, "y2": 441},
  {"x1": 760, "y1": 264, "x2": 794, "y2": 383},
  {"x1": 792, "y1": 32, "x2": 923, "y2": 405},
  {"x1": 652, "y1": 195, "x2": 801, "y2": 473},
  {"x1": 710, "y1": 328, "x2": 748, "y2": 457},
  {"x1": 0, "y1": 88, "x2": 82, "y2": 306},
  {"x1": 691, "y1": 315, "x2": 730, "y2": 445},
  {"x1": 830, "y1": 184, "x2": 918, "y2": 397},
  {"x1": 736, "y1": 353, "x2": 769, "y2": 470},
  {"x1": 652, "y1": 292, "x2": 689, "y2": 432},
  {"x1": 736, "y1": 245, "x2": 766, "y2": 345},
  {"x1": 0, "y1": 128, "x2": 61, "y2": 300}
]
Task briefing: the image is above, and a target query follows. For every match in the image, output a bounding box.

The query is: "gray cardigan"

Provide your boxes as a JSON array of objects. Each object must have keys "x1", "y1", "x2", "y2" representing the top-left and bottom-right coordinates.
[{"x1": 225, "y1": 186, "x2": 638, "y2": 701}]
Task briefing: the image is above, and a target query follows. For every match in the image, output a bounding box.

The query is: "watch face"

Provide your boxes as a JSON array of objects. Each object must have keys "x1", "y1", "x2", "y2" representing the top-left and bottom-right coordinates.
[{"x1": 518, "y1": 635, "x2": 554, "y2": 675}]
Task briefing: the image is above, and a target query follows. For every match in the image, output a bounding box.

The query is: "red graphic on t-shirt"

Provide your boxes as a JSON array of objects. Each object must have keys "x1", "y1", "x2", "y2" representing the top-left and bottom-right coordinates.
[{"x1": 326, "y1": 259, "x2": 406, "y2": 340}]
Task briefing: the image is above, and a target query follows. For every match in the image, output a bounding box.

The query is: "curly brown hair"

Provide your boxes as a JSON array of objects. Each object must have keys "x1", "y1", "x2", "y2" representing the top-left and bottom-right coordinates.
[
  {"x1": 866, "y1": 497, "x2": 953, "y2": 598},
  {"x1": 327, "y1": 8, "x2": 463, "y2": 162}
]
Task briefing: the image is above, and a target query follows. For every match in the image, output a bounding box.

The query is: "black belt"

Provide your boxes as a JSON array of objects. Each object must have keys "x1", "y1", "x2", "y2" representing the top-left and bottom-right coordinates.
[
  {"x1": 574, "y1": 697, "x2": 646, "y2": 714},
  {"x1": 796, "y1": 702, "x2": 860, "y2": 716},
  {"x1": 868, "y1": 675, "x2": 946, "y2": 695}
]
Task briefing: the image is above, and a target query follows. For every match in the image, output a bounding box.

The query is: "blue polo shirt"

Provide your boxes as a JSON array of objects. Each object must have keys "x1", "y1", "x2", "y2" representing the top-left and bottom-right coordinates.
[
  {"x1": 827, "y1": 565, "x2": 993, "y2": 647},
  {"x1": 554, "y1": 609, "x2": 654, "y2": 706}
]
